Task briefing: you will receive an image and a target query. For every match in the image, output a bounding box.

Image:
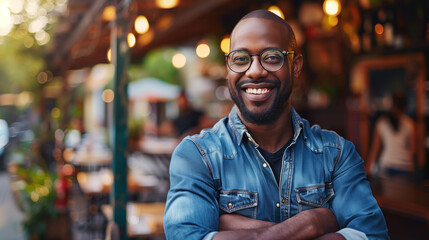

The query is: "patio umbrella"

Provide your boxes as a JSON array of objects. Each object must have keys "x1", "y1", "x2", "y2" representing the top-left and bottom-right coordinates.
[{"x1": 128, "y1": 78, "x2": 181, "y2": 101}]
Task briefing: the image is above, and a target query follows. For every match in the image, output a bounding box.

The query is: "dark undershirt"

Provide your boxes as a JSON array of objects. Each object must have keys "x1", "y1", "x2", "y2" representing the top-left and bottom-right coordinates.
[{"x1": 258, "y1": 138, "x2": 292, "y2": 184}]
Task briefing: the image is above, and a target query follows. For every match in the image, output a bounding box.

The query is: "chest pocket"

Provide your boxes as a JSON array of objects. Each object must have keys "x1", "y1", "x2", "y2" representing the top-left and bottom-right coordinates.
[
  {"x1": 219, "y1": 190, "x2": 258, "y2": 218},
  {"x1": 295, "y1": 183, "x2": 334, "y2": 212}
]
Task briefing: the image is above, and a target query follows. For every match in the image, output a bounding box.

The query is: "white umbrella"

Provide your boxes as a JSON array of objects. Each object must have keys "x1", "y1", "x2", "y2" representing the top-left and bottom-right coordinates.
[{"x1": 128, "y1": 78, "x2": 181, "y2": 101}]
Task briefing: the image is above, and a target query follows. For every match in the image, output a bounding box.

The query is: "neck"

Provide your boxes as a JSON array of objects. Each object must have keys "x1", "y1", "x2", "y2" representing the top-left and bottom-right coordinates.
[{"x1": 241, "y1": 105, "x2": 293, "y2": 153}]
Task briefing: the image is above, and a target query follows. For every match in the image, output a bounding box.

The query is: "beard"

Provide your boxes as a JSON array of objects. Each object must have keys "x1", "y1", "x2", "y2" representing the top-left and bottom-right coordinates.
[{"x1": 229, "y1": 79, "x2": 292, "y2": 125}]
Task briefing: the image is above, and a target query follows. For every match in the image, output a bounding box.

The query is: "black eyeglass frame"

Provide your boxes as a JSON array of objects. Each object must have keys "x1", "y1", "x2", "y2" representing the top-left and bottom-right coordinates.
[{"x1": 225, "y1": 48, "x2": 295, "y2": 73}]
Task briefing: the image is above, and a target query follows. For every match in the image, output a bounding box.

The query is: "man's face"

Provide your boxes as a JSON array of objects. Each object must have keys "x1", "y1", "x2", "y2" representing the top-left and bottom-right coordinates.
[{"x1": 227, "y1": 18, "x2": 295, "y2": 125}]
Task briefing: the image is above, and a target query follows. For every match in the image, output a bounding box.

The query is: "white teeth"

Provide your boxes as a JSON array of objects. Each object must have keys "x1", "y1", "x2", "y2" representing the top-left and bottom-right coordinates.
[{"x1": 246, "y1": 88, "x2": 270, "y2": 94}]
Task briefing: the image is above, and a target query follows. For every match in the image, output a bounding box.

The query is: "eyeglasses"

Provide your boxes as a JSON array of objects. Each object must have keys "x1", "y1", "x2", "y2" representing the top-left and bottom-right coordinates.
[{"x1": 225, "y1": 48, "x2": 294, "y2": 73}]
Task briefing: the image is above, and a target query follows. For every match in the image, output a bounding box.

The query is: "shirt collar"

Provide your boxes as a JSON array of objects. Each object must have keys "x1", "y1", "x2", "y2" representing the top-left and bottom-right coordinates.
[{"x1": 228, "y1": 106, "x2": 305, "y2": 145}]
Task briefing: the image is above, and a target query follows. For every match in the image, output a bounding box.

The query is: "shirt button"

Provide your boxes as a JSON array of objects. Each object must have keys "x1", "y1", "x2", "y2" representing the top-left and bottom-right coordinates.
[
  {"x1": 228, "y1": 202, "x2": 232, "y2": 208},
  {"x1": 276, "y1": 203, "x2": 280, "y2": 208},
  {"x1": 281, "y1": 198, "x2": 286, "y2": 203},
  {"x1": 248, "y1": 137, "x2": 252, "y2": 142},
  {"x1": 262, "y1": 163, "x2": 268, "y2": 168}
]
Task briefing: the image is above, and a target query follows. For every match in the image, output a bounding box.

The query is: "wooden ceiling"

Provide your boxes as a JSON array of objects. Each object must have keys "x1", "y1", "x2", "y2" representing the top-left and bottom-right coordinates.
[{"x1": 46, "y1": 0, "x2": 284, "y2": 73}]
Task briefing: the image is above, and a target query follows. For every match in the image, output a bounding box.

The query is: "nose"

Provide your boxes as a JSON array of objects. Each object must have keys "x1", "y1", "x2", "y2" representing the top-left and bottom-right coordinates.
[{"x1": 245, "y1": 56, "x2": 268, "y2": 79}]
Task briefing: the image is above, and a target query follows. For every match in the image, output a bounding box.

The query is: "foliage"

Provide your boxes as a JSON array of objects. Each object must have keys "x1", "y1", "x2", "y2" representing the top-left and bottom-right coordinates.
[
  {"x1": 140, "y1": 48, "x2": 181, "y2": 85},
  {"x1": 0, "y1": 38, "x2": 45, "y2": 93},
  {"x1": 13, "y1": 164, "x2": 57, "y2": 238}
]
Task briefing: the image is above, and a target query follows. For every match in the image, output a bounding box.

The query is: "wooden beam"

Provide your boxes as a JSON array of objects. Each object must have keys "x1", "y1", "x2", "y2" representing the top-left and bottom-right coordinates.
[
  {"x1": 133, "y1": 0, "x2": 231, "y2": 57},
  {"x1": 51, "y1": 0, "x2": 108, "y2": 69}
]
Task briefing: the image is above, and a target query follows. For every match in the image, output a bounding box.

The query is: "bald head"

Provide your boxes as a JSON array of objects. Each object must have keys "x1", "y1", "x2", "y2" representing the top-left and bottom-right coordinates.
[{"x1": 231, "y1": 9, "x2": 297, "y2": 52}]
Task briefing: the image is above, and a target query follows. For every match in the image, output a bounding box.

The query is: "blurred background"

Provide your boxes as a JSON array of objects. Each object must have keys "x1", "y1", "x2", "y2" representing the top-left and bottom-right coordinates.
[{"x1": 0, "y1": 0, "x2": 428, "y2": 239}]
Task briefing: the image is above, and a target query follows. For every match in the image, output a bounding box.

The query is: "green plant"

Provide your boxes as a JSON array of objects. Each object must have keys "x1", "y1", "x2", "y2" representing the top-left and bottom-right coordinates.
[{"x1": 13, "y1": 164, "x2": 57, "y2": 239}]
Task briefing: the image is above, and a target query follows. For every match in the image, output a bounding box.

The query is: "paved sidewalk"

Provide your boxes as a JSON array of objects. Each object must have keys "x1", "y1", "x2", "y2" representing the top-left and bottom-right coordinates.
[{"x1": 0, "y1": 172, "x2": 25, "y2": 240}]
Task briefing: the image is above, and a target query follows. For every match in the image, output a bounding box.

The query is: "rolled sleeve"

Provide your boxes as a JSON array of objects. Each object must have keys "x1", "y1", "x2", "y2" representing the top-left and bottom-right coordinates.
[
  {"x1": 164, "y1": 139, "x2": 220, "y2": 240},
  {"x1": 337, "y1": 228, "x2": 368, "y2": 240},
  {"x1": 331, "y1": 139, "x2": 389, "y2": 239}
]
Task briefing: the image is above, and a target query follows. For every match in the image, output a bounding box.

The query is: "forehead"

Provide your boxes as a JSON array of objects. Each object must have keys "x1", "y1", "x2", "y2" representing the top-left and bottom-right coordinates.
[{"x1": 230, "y1": 18, "x2": 289, "y2": 51}]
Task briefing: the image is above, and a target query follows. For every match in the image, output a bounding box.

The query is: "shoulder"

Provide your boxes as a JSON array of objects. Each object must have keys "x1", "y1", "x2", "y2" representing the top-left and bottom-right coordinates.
[
  {"x1": 301, "y1": 120, "x2": 344, "y2": 152},
  {"x1": 180, "y1": 116, "x2": 237, "y2": 157}
]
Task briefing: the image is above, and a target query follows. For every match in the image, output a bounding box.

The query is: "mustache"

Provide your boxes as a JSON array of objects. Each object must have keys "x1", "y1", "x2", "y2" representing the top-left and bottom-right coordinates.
[{"x1": 235, "y1": 79, "x2": 280, "y2": 88}]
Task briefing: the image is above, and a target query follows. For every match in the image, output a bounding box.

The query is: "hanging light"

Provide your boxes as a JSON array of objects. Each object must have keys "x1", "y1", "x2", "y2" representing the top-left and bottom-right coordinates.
[
  {"x1": 196, "y1": 41, "x2": 210, "y2": 58},
  {"x1": 102, "y1": 89, "x2": 114, "y2": 103},
  {"x1": 135, "y1": 15, "x2": 149, "y2": 34},
  {"x1": 172, "y1": 52, "x2": 186, "y2": 68},
  {"x1": 375, "y1": 23, "x2": 384, "y2": 35},
  {"x1": 323, "y1": 0, "x2": 341, "y2": 16},
  {"x1": 127, "y1": 33, "x2": 136, "y2": 47},
  {"x1": 102, "y1": 5, "x2": 116, "y2": 21},
  {"x1": 107, "y1": 48, "x2": 112, "y2": 62},
  {"x1": 220, "y1": 35, "x2": 230, "y2": 54},
  {"x1": 156, "y1": 0, "x2": 179, "y2": 9},
  {"x1": 268, "y1": 5, "x2": 284, "y2": 19}
]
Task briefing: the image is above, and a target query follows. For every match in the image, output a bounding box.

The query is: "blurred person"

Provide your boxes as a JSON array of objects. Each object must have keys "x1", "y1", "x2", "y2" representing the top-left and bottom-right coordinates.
[
  {"x1": 366, "y1": 90, "x2": 416, "y2": 179},
  {"x1": 164, "y1": 10, "x2": 388, "y2": 240},
  {"x1": 171, "y1": 90, "x2": 213, "y2": 139}
]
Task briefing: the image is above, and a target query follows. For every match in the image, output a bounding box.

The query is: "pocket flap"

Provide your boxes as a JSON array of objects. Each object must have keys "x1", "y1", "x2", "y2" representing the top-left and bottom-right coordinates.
[
  {"x1": 219, "y1": 190, "x2": 258, "y2": 213},
  {"x1": 295, "y1": 183, "x2": 334, "y2": 208}
]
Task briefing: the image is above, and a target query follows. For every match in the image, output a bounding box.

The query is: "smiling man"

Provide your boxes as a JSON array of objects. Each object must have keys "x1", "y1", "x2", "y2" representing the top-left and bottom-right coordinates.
[{"x1": 164, "y1": 9, "x2": 389, "y2": 240}]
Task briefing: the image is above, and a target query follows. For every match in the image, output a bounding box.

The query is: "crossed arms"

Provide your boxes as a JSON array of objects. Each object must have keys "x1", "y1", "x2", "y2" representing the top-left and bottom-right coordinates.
[{"x1": 214, "y1": 208, "x2": 345, "y2": 240}]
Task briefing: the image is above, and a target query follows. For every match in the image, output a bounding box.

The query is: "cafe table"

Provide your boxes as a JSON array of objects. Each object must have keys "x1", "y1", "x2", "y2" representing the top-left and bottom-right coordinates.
[
  {"x1": 370, "y1": 176, "x2": 429, "y2": 239},
  {"x1": 102, "y1": 202, "x2": 166, "y2": 238}
]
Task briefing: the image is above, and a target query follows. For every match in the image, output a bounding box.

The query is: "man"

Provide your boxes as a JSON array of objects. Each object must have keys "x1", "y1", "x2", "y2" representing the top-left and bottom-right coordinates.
[{"x1": 164, "y1": 9, "x2": 389, "y2": 240}]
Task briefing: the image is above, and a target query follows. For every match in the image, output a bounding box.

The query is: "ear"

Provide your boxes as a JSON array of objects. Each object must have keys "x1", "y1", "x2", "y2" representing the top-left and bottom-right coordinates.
[{"x1": 292, "y1": 54, "x2": 303, "y2": 79}]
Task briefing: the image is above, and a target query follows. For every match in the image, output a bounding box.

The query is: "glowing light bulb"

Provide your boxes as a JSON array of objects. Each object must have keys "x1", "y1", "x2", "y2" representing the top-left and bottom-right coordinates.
[
  {"x1": 323, "y1": 0, "x2": 341, "y2": 16},
  {"x1": 172, "y1": 52, "x2": 186, "y2": 68},
  {"x1": 107, "y1": 48, "x2": 112, "y2": 62},
  {"x1": 220, "y1": 36, "x2": 230, "y2": 54},
  {"x1": 128, "y1": 33, "x2": 136, "y2": 47},
  {"x1": 135, "y1": 15, "x2": 149, "y2": 34},
  {"x1": 156, "y1": 0, "x2": 179, "y2": 9},
  {"x1": 196, "y1": 42, "x2": 210, "y2": 58}
]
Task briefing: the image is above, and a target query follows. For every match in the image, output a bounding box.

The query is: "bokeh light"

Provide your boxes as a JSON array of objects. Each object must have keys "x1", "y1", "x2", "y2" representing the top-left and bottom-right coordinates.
[
  {"x1": 220, "y1": 36, "x2": 230, "y2": 54},
  {"x1": 0, "y1": 2, "x2": 12, "y2": 36},
  {"x1": 102, "y1": 89, "x2": 114, "y2": 103},
  {"x1": 128, "y1": 33, "x2": 136, "y2": 48},
  {"x1": 102, "y1": 5, "x2": 116, "y2": 21},
  {"x1": 323, "y1": 0, "x2": 341, "y2": 16},
  {"x1": 196, "y1": 42, "x2": 210, "y2": 58},
  {"x1": 172, "y1": 52, "x2": 186, "y2": 68},
  {"x1": 375, "y1": 23, "x2": 384, "y2": 35},
  {"x1": 135, "y1": 15, "x2": 149, "y2": 34},
  {"x1": 51, "y1": 107, "x2": 61, "y2": 119},
  {"x1": 107, "y1": 48, "x2": 112, "y2": 62},
  {"x1": 156, "y1": 0, "x2": 179, "y2": 9}
]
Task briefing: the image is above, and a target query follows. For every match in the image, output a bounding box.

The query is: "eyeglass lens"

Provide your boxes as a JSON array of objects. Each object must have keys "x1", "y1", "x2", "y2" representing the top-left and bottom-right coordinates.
[{"x1": 227, "y1": 49, "x2": 285, "y2": 73}]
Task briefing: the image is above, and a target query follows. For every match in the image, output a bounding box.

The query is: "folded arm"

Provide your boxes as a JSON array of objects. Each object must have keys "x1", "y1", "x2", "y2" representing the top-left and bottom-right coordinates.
[{"x1": 216, "y1": 208, "x2": 343, "y2": 240}]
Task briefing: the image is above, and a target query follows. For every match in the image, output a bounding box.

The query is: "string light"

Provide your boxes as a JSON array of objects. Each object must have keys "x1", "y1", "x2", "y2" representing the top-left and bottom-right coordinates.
[
  {"x1": 102, "y1": 5, "x2": 116, "y2": 21},
  {"x1": 196, "y1": 41, "x2": 210, "y2": 58},
  {"x1": 323, "y1": 0, "x2": 341, "y2": 16},
  {"x1": 127, "y1": 33, "x2": 136, "y2": 47},
  {"x1": 135, "y1": 15, "x2": 149, "y2": 34},
  {"x1": 156, "y1": 0, "x2": 179, "y2": 9},
  {"x1": 220, "y1": 36, "x2": 230, "y2": 54},
  {"x1": 172, "y1": 52, "x2": 186, "y2": 68},
  {"x1": 107, "y1": 48, "x2": 112, "y2": 62}
]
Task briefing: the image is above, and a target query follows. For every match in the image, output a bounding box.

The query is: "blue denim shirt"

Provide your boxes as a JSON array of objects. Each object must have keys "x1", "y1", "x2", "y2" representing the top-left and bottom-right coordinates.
[{"x1": 164, "y1": 107, "x2": 389, "y2": 240}]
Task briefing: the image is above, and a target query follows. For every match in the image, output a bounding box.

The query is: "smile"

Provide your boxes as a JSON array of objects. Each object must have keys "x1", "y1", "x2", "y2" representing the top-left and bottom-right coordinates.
[{"x1": 245, "y1": 88, "x2": 271, "y2": 95}]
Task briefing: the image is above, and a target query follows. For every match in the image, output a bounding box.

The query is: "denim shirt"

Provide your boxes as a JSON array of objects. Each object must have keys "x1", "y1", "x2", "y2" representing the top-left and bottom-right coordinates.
[{"x1": 164, "y1": 107, "x2": 389, "y2": 240}]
